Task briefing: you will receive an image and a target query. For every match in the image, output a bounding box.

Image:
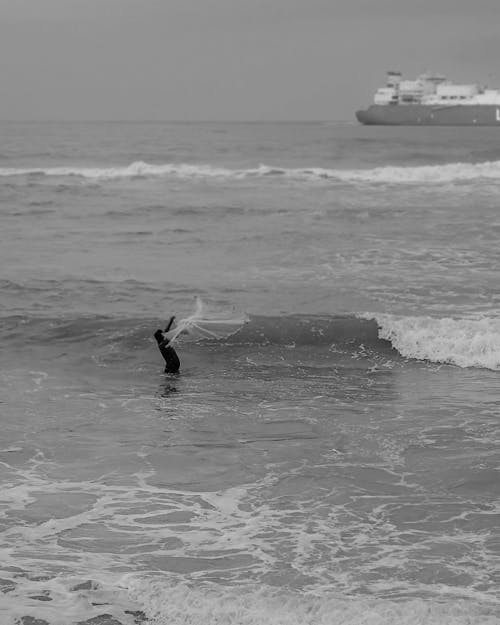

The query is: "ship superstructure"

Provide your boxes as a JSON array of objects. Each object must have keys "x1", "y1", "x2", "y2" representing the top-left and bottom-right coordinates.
[{"x1": 356, "y1": 71, "x2": 500, "y2": 126}]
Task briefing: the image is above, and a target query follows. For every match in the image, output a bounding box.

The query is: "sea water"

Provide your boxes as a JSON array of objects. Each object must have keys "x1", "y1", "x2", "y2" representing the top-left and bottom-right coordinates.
[{"x1": 0, "y1": 121, "x2": 499, "y2": 624}]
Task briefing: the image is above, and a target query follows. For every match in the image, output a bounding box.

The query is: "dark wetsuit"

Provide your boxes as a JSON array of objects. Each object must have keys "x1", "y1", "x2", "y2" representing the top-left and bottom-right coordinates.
[{"x1": 154, "y1": 316, "x2": 180, "y2": 373}]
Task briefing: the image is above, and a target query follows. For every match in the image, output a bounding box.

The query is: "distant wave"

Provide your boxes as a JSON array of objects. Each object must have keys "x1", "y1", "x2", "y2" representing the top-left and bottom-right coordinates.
[
  {"x1": 2, "y1": 312, "x2": 499, "y2": 370},
  {"x1": 2, "y1": 159, "x2": 500, "y2": 184},
  {"x1": 0, "y1": 161, "x2": 235, "y2": 180}
]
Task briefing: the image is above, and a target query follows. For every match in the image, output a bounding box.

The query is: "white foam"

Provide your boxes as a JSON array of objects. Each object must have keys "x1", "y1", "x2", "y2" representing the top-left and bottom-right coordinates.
[
  {"x1": 2, "y1": 159, "x2": 500, "y2": 184},
  {"x1": 334, "y1": 160, "x2": 500, "y2": 184},
  {"x1": 0, "y1": 161, "x2": 235, "y2": 180},
  {"x1": 124, "y1": 577, "x2": 500, "y2": 625},
  {"x1": 366, "y1": 313, "x2": 500, "y2": 370}
]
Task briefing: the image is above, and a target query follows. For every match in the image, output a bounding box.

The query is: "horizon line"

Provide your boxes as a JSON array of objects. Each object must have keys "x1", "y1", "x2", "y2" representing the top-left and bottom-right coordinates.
[{"x1": 0, "y1": 119, "x2": 356, "y2": 125}]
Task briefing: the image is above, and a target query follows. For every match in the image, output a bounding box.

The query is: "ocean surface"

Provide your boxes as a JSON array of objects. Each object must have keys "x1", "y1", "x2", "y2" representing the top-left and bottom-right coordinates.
[{"x1": 1, "y1": 121, "x2": 499, "y2": 625}]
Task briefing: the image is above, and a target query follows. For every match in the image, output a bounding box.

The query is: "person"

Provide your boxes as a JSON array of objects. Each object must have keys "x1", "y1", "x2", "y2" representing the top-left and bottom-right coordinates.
[{"x1": 154, "y1": 316, "x2": 180, "y2": 374}]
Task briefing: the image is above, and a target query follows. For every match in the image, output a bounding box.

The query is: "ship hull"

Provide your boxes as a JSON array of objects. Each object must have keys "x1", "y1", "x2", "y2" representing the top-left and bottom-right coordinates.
[{"x1": 356, "y1": 104, "x2": 500, "y2": 126}]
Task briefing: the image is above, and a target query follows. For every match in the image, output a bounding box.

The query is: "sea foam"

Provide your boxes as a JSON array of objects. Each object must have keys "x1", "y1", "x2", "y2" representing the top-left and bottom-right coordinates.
[
  {"x1": 124, "y1": 578, "x2": 500, "y2": 625},
  {"x1": 2, "y1": 159, "x2": 500, "y2": 184},
  {"x1": 367, "y1": 313, "x2": 500, "y2": 370}
]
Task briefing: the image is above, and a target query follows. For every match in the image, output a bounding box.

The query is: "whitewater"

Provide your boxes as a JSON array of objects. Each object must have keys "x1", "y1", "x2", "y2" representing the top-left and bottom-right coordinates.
[
  {"x1": 1, "y1": 121, "x2": 499, "y2": 625},
  {"x1": 3, "y1": 157, "x2": 500, "y2": 183}
]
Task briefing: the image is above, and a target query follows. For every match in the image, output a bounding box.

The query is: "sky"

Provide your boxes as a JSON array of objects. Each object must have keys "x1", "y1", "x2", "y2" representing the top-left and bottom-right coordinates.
[{"x1": 0, "y1": 0, "x2": 499, "y2": 121}]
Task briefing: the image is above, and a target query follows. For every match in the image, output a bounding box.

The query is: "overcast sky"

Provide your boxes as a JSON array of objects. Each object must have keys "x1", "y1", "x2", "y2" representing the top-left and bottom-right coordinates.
[{"x1": 0, "y1": 0, "x2": 499, "y2": 121}]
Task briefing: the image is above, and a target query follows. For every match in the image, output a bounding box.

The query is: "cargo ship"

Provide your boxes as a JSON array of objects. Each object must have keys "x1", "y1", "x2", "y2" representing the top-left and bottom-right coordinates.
[{"x1": 356, "y1": 71, "x2": 500, "y2": 126}]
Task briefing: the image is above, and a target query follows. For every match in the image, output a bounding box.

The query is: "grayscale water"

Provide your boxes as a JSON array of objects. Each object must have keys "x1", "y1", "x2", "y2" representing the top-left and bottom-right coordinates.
[{"x1": 1, "y1": 121, "x2": 499, "y2": 624}]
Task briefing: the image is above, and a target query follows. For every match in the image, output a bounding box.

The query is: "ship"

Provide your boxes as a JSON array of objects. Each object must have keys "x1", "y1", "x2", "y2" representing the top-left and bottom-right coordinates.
[{"x1": 356, "y1": 71, "x2": 500, "y2": 126}]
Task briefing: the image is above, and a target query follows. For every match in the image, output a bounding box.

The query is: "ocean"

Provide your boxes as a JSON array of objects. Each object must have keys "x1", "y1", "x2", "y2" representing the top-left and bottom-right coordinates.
[{"x1": 1, "y1": 121, "x2": 499, "y2": 625}]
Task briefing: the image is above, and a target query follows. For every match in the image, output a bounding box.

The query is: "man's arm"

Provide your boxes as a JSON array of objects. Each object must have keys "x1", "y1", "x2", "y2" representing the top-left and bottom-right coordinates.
[{"x1": 164, "y1": 315, "x2": 176, "y2": 333}]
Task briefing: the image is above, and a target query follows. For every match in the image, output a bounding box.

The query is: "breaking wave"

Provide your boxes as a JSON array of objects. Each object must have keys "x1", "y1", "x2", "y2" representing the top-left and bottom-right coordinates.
[
  {"x1": 2, "y1": 576, "x2": 499, "y2": 624},
  {"x1": 2, "y1": 159, "x2": 500, "y2": 184},
  {"x1": 124, "y1": 578, "x2": 500, "y2": 625},
  {"x1": 2, "y1": 312, "x2": 499, "y2": 370},
  {"x1": 366, "y1": 313, "x2": 500, "y2": 370}
]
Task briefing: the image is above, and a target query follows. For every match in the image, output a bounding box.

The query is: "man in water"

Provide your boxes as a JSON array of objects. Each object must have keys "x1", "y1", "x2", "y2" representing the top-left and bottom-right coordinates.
[{"x1": 154, "y1": 316, "x2": 180, "y2": 373}]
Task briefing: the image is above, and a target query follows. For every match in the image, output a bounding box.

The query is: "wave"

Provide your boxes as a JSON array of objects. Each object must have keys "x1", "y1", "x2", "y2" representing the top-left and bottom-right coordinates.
[
  {"x1": 365, "y1": 313, "x2": 500, "y2": 370},
  {"x1": 124, "y1": 579, "x2": 500, "y2": 625},
  {"x1": 2, "y1": 312, "x2": 499, "y2": 370},
  {"x1": 2, "y1": 159, "x2": 500, "y2": 184},
  {"x1": 2, "y1": 577, "x2": 498, "y2": 625}
]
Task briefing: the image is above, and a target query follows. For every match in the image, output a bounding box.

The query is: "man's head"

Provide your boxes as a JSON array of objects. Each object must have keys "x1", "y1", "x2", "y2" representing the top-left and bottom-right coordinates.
[{"x1": 154, "y1": 329, "x2": 164, "y2": 343}]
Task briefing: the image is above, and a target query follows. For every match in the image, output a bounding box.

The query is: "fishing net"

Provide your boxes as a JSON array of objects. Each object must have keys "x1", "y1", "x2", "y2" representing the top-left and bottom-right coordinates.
[{"x1": 165, "y1": 297, "x2": 248, "y2": 344}]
